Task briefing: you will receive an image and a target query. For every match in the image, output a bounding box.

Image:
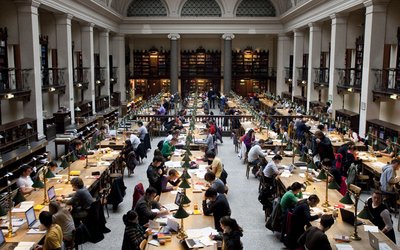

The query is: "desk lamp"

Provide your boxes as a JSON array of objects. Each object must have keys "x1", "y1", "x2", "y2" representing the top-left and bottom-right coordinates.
[
  {"x1": 339, "y1": 191, "x2": 354, "y2": 205},
  {"x1": 61, "y1": 152, "x2": 73, "y2": 184},
  {"x1": 321, "y1": 167, "x2": 340, "y2": 207},
  {"x1": 348, "y1": 184, "x2": 362, "y2": 241},
  {"x1": 42, "y1": 163, "x2": 49, "y2": 205},
  {"x1": 5, "y1": 173, "x2": 15, "y2": 238}
]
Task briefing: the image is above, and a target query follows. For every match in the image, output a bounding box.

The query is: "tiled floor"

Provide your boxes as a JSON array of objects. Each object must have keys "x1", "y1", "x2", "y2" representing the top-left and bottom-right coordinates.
[{"x1": 45, "y1": 108, "x2": 400, "y2": 249}]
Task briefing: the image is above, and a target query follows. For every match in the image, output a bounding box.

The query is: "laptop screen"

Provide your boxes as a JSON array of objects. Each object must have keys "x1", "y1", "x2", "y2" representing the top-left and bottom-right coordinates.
[
  {"x1": 0, "y1": 229, "x2": 5, "y2": 246},
  {"x1": 174, "y1": 192, "x2": 183, "y2": 206},
  {"x1": 47, "y1": 186, "x2": 56, "y2": 201},
  {"x1": 25, "y1": 207, "x2": 36, "y2": 227}
]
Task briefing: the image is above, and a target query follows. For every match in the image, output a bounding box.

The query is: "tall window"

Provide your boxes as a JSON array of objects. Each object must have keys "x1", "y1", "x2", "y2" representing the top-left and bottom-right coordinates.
[
  {"x1": 127, "y1": 0, "x2": 167, "y2": 17},
  {"x1": 236, "y1": 0, "x2": 276, "y2": 17}
]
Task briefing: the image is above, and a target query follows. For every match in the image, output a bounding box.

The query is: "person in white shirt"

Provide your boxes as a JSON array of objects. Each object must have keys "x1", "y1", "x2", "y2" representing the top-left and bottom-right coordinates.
[
  {"x1": 130, "y1": 134, "x2": 141, "y2": 150},
  {"x1": 247, "y1": 139, "x2": 266, "y2": 165},
  {"x1": 16, "y1": 165, "x2": 34, "y2": 194},
  {"x1": 137, "y1": 121, "x2": 147, "y2": 141},
  {"x1": 263, "y1": 154, "x2": 283, "y2": 178},
  {"x1": 348, "y1": 128, "x2": 360, "y2": 143}
]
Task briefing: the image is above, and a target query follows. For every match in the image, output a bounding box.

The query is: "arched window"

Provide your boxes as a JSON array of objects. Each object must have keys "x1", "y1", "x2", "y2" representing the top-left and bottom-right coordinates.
[
  {"x1": 181, "y1": 0, "x2": 221, "y2": 17},
  {"x1": 236, "y1": 0, "x2": 276, "y2": 17},
  {"x1": 127, "y1": 0, "x2": 167, "y2": 17}
]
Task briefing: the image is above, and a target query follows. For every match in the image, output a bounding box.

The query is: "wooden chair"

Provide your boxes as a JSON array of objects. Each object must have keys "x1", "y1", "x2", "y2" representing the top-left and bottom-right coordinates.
[
  {"x1": 139, "y1": 239, "x2": 147, "y2": 250},
  {"x1": 99, "y1": 183, "x2": 111, "y2": 218}
]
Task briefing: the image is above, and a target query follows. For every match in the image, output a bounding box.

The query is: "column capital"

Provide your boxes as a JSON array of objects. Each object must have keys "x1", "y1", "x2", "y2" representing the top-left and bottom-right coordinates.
[
  {"x1": 308, "y1": 22, "x2": 321, "y2": 31},
  {"x1": 100, "y1": 29, "x2": 110, "y2": 36},
  {"x1": 168, "y1": 33, "x2": 180, "y2": 40},
  {"x1": 82, "y1": 22, "x2": 95, "y2": 32},
  {"x1": 55, "y1": 13, "x2": 73, "y2": 25},
  {"x1": 293, "y1": 29, "x2": 304, "y2": 37},
  {"x1": 363, "y1": 0, "x2": 390, "y2": 8},
  {"x1": 364, "y1": 0, "x2": 390, "y2": 14},
  {"x1": 222, "y1": 33, "x2": 235, "y2": 40},
  {"x1": 330, "y1": 13, "x2": 348, "y2": 25},
  {"x1": 14, "y1": 0, "x2": 41, "y2": 8}
]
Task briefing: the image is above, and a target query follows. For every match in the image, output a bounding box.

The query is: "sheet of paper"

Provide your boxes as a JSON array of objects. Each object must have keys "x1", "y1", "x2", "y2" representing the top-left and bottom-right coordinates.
[
  {"x1": 364, "y1": 225, "x2": 379, "y2": 233},
  {"x1": 379, "y1": 243, "x2": 393, "y2": 250},
  {"x1": 186, "y1": 227, "x2": 218, "y2": 239},
  {"x1": 372, "y1": 162, "x2": 386, "y2": 168},
  {"x1": 280, "y1": 170, "x2": 291, "y2": 178},
  {"x1": 165, "y1": 161, "x2": 181, "y2": 168},
  {"x1": 335, "y1": 244, "x2": 353, "y2": 250},
  {"x1": 26, "y1": 228, "x2": 46, "y2": 234}
]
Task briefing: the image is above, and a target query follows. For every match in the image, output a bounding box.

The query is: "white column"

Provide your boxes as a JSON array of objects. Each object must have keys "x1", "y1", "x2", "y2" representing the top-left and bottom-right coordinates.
[
  {"x1": 55, "y1": 14, "x2": 75, "y2": 123},
  {"x1": 112, "y1": 34, "x2": 126, "y2": 102},
  {"x1": 15, "y1": 0, "x2": 44, "y2": 139},
  {"x1": 276, "y1": 34, "x2": 291, "y2": 96},
  {"x1": 82, "y1": 23, "x2": 95, "y2": 113},
  {"x1": 329, "y1": 14, "x2": 348, "y2": 117},
  {"x1": 168, "y1": 33, "x2": 180, "y2": 94},
  {"x1": 99, "y1": 29, "x2": 110, "y2": 105},
  {"x1": 359, "y1": 0, "x2": 389, "y2": 137},
  {"x1": 292, "y1": 29, "x2": 304, "y2": 100},
  {"x1": 222, "y1": 33, "x2": 235, "y2": 94},
  {"x1": 307, "y1": 23, "x2": 322, "y2": 111}
]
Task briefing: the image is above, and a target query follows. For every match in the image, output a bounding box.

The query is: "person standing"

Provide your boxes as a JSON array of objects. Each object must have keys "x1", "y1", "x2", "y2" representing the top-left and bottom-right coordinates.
[
  {"x1": 137, "y1": 121, "x2": 148, "y2": 141},
  {"x1": 208, "y1": 87, "x2": 216, "y2": 109}
]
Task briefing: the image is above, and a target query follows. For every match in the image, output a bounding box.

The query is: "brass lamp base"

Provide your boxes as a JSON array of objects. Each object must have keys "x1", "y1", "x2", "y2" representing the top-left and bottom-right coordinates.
[
  {"x1": 351, "y1": 233, "x2": 361, "y2": 241},
  {"x1": 321, "y1": 201, "x2": 330, "y2": 208},
  {"x1": 6, "y1": 231, "x2": 16, "y2": 238},
  {"x1": 176, "y1": 228, "x2": 187, "y2": 240}
]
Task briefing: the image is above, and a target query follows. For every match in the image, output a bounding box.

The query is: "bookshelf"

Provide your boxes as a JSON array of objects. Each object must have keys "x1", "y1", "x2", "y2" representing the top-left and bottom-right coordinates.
[
  {"x1": 0, "y1": 118, "x2": 38, "y2": 153},
  {"x1": 366, "y1": 119, "x2": 400, "y2": 145},
  {"x1": 181, "y1": 48, "x2": 221, "y2": 78},
  {"x1": 335, "y1": 109, "x2": 360, "y2": 133},
  {"x1": 355, "y1": 36, "x2": 364, "y2": 87},
  {"x1": 133, "y1": 49, "x2": 170, "y2": 78}
]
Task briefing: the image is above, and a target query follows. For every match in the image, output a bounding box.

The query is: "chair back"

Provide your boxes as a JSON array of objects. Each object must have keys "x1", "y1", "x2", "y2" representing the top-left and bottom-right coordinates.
[{"x1": 132, "y1": 182, "x2": 145, "y2": 209}]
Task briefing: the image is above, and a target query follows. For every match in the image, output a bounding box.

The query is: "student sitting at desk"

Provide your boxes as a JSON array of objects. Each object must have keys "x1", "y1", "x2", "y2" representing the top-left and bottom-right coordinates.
[
  {"x1": 211, "y1": 216, "x2": 243, "y2": 250},
  {"x1": 206, "y1": 151, "x2": 223, "y2": 179},
  {"x1": 204, "y1": 172, "x2": 226, "y2": 194},
  {"x1": 247, "y1": 139, "x2": 266, "y2": 167},
  {"x1": 161, "y1": 169, "x2": 181, "y2": 192},
  {"x1": 379, "y1": 138, "x2": 395, "y2": 157},
  {"x1": 367, "y1": 191, "x2": 396, "y2": 243},
  {"x1": 90, "y1": 125, "x2": 107, "y2": 149},
  {"x1": 61, "y1": 177, "x2": 94, "y2": 225},
  {"x1": 204, "y1": 128, "x2": 215, "y2": 153},
  {"x1": 262, "y1": 155, "x2": 283, "y2": 187},
  {"x1": 45, "y1": 161, "x2": 58, "y2": 179},
  {"x1": 49, "y1": 201, "x2": 75, "y2": 249},
  {"x1": 134, "y1": 187, "x2": 168, "y2": 226},
  {"x1": 161, "y1": 138, "x2": 178, "y2": 159},
  {"x1": 348, "y1": 128, "x2": 361, "y2": 143},
  {"x1": 69, "y1": 139, "x2": 84, "y2": 161},
  {"x1": 297, "y1": 214, "x2": 334, "y2": 250},
  {"x1": 380, "y1": 159, "x2": 400, "y2": 192},
  {"x1": 202, "y1": 188, "x2": 231, "y2": 232},
  {"x1": 16, "y1": 165, "x2": 34, "y2": 195},
  {"x1": 122, "y1": 210, "x2": 146, "y2": 250},
  {"x1": 35, "y1": 211, "x2": 63, "y2": 250},
  {"x1": 280, "y1": 182, "x2": 303, "y2": 214}
]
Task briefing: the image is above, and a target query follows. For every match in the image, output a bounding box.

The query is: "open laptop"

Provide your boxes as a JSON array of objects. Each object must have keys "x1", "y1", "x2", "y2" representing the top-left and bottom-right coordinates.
[
  {"x1": 369, "y1": 231, "x2": 393, "y2": 250},
  {"x1": 162, "y1": 192, "x2": 183, "y2": 211},
  {"x1": 185, "y1": 238, "x2": 204, "y2": 249},
  {"x1": 25, "y1": 206, "x2": 41, "y2": 229},
  {"x1": 0, "y1": 227, "x2": 18, "y2": 249},
  {"x1": 47, "y1": 186, "x2": 56, "y2": 201},
  {"x1": 340, "y1": 208, "x2": 363, "y2": 226}
]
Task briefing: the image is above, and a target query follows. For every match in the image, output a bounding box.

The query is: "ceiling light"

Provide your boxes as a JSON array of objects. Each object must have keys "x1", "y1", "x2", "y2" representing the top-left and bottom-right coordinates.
[
  {"x1": 288, "y1": 79, "x2": 292, "y2": 82},
  {"x1": 302, "y1": 80, "x2": 307, "y2": 84},
  {"x1": 347, "y1": 88, "x2": 353, "y2": 92},
  {"x1": 110, "y1": 78, "x2": 114, "y2": 82},
  {"x1": 49, "y1": 87, "x2": 56, "y2": 92},
  {"x1": 390, "y1": 94, "x2": 398, "y2": 100},
  {"x1": 77, "y1": 83, "x2": 82, "y2": 88},
  {"x1": 75, "y1": 107, "x2": 81, "y2": 112},
  {"x1": 96, "y1": 80, "x2": 101, "y2": 84}
]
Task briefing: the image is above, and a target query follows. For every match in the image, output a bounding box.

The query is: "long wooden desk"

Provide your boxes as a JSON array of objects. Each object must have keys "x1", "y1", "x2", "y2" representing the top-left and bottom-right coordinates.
[
  {"x1": 357, "y1": 152, "x2": 399, "y2": 177},
  {"x1": 276, "y1": 158, "x2": 398, "y2": 249},
  {"x1": 146, "y1": 151, "x2": 217, "y2": 250},
  {"x1": 2, "y1": 149, "x2": 119, "y2": 245}
]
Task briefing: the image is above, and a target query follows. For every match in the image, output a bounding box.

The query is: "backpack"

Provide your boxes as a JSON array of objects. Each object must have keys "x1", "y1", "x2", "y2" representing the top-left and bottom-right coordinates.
[
  {"x1": 335, "y1": 153, "x2": 343, "y2": 170},
  {"x1": 220, "y1": 168, "x2": 228, "y2": 184},
  {"x1": 265, "y1": 197, "x2": 282, "y2": 232},
  {"x1": 258, "y1": 186, "x2": 274, "y2": 216}
]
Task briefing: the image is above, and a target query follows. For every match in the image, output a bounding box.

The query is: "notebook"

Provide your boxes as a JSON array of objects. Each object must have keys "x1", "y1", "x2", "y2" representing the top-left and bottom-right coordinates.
[
  {"x1": 25, "y1": 207, "x2": 40, "y2": 229},
  {"x1": 47, "y1": 186, "x2": 56, "y2": 201}
]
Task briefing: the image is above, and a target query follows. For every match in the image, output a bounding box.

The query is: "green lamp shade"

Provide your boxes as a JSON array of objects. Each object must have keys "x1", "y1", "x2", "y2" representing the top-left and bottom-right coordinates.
[
  {"x1": 182, "y1": 160, "x2": 191, "y2": 169},
  {"x1": 285, "y1": 142, "x2": 293, "y2": 151},
  {"x1": 299, "y1": 154, "x2": 308, "y2": 162},
  {"x1": 45, "y1": 170, "x2": 55, "y2": 179},
  {"x1": 173, "y1": 205, "x2": 190, "y2": 219},
  {"x1": 181, "y1": 169, "x2": 191, "y2": 179},
  {"x1": 294, "y1": 146, "x2": 301, "y2": 155},
  {"x1": 277, "y1": 134, "x2": 283, "y2": 140},
  {"x1": 328, "y1": 180, "x2": 341, "y2": 190},
  {"x1": 307, "y1": 161, "x2": 317, "y2": 170},
  {"x1": 181, "y1": 193, "x2": 191, "y2": 205},
  {"x1": 316, "y1": 169, "x2": 327, "y2": 180},
  {"x1": 0, "y1": 205, "x2": 7, "y2": 216},
  {"x1": 182, "y1": 153, "x2": 191, "y2": 163},
  {"x1": 185, "y1": 149, "x2": 192, "y2": 156},
  {"x1": 358, "y1": 205, "x2": 373, "y2": 220},
  {"x1": 339, "y1": 192, "x2": 354, "y2": 205},
  {"x1": 179, "y1": 178, "x2": 191, "y2": 189},
  {"x1": 13, "y1": 189, "x2": 26, "y2": 205},
  {"x1": 32, "y1": 179, "x2": 44, "y2": 188},
  {"x1": 60, "y1": 159, "x2": 70, "y2": 169},
  {"x1": 70, "y1": 153, "x2": 78, "y2": 162}
]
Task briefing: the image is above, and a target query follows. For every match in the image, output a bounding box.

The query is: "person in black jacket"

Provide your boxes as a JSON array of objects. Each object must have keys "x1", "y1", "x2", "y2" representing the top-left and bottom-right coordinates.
[
  {"x1": 287, "y1": 194, "x2": 321, "y2": 249},
  {"x1": 298, "y1": 214, "x2": 334, "y2": 250},
  {"x1": 146, "y1": 156, "x2": 165, "y2": 195},
  {"x1": 121, "y1": 210, "x2": 146, "y2": 250},
  {"x1": 312, "y1": 131, "x2": 335, "y2": 165},
  {"x1": 134, "y1": 187, "x2": 168, "y2": 226},
  {"x1": 202, "y1": 188, "x2": 231, "y2": 232},
  {"x1": 211, "y1": 216, "x2": 243, "y2": 250}
]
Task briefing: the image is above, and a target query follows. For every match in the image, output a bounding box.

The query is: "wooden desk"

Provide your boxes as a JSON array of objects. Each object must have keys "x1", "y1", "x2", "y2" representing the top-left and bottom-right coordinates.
[
  {"x1": 3, "y1": 150, "x2": 119, "y2": 244},
  {"x1": 276, "y1": 163, "x2": 398, "y2": 249},
  {"x1": 357, "y1": 152, "x2": 397, "y2": 177},
  {"x1": 146, "y1": 151, "x2": 217, "y2": 250}
]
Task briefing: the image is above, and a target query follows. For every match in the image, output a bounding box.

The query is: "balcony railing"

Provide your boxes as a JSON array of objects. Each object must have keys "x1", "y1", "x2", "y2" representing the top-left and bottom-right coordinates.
[
  {"x1": 284, "y1": 67, "x2": 293, "y2": 83},
  {"x1": 73, "y1": 67, "x2": 90, "y2": 86},
  {"x1": 296, "y1": 67, "x2": 308, "y2": 86},
  {"x1": 0, "y1": 68, "x2": 32, "y2": 93},
  {"x1": 336, "y1": 68, "x2": 361, "y2": 89},
  {"x1": 110, "y1": 67, "x2": 118, "y2": 84},
  {"x1": 372, "y1": 68, "x2": 400, "y2": 94},
  {"x1": 41, "y1": 68, "x2": 66, "y2": 87},
  {"x1": 95, "y1": 67, "x2": 106, "y2": 83},
  {"x1": 313, "y1": 67, "x2": 329, "y2": 88}
]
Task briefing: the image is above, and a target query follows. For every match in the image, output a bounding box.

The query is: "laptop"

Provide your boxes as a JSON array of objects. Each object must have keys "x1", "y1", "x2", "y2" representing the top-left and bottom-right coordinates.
[
  {"x1": 25, "y1": 206, "x2": 41, "y2": 229},
  {"x1": 162, "y1": 192, "x2": 183, "y2": 211},
  {"x1": 185, "y1": 238, "x2": 204, "y2": 249},
  {"x1": 47, "y1": 186, "x2": 56, "y2": 201},
  {"x1": 369, "y1": 231, "x2": 393, "y2": 250},
  {"x1": 0, "y1": 227, "x2": 18, "y2": 249},
  {"x1": 340, "y1": 208, "x2": 363, "y2": 226}
]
